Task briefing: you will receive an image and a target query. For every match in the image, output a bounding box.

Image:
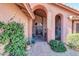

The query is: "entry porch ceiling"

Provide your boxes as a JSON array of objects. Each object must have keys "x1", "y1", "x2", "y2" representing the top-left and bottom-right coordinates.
[{"x1": 34, "y1": 9, "x2": 47, "y2": 17}]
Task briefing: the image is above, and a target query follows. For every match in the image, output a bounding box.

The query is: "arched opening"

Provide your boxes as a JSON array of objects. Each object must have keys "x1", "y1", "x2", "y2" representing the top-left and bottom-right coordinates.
[
  {"x1": 55, "y1": 15, "x2": 62, "y2": 40},
  {"x1": 32, "y1": 9, "x2": 47, "y2": 42}
]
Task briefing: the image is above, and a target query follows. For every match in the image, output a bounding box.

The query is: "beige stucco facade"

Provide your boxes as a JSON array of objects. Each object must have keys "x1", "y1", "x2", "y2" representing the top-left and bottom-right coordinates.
[
  {"x1": 0, "y1": 3, "x2": 79, "y2": 44},
  {"x1": 30, "y1": 3, "x2": 79, "y2": 42},
  {"x1": 0, "y1": 4, "x2": 32, "y2": 40}
]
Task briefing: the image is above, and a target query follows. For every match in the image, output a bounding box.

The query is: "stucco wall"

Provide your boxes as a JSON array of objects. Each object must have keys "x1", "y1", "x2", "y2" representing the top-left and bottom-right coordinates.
[
  {"x1": 0, "y1": 4, "x2": 29, "y2": 39},
  {"x1": 30, "y1": 3, "x2": 78, "y2": 42},
  {"x1": 0, "y1": 3, "x2": 77, "y2": 42}
]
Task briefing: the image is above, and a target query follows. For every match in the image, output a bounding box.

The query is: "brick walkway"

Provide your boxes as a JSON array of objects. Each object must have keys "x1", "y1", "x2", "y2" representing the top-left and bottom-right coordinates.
[{"x1": 28, "y1": 41, "x2": 79, "y2": 56}]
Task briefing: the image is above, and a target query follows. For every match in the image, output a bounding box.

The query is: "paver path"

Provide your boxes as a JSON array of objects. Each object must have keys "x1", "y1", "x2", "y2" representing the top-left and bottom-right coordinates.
[{"x1": 28, "y1": 41, "x2": 79, "y2": 56}]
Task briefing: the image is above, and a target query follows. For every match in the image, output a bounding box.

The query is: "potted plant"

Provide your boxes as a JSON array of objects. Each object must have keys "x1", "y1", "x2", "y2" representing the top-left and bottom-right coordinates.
[{"x1": 26, "y1": 40, "x2": 31, "y2": 50}]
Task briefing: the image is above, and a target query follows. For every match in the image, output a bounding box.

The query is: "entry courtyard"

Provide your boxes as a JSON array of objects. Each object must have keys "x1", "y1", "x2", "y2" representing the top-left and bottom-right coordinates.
[{"x1": 28, "y1": 41, "x2": 79, "y2": 56}]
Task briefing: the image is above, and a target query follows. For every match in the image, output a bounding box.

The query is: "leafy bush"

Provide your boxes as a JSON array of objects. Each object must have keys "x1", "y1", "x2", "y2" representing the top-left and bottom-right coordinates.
[
  {"x1": 67, "y1": 33, "x2": 79, "y2": 49},
  {"x1": 0, "y1": 22, "x2": 26, "y2": 56},
  {"x1": 49, "y1": 40, "x2": 67, "y2": 52}
]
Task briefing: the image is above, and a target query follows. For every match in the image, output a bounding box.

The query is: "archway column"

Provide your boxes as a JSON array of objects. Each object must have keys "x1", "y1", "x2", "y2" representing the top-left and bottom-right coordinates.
[
  {"x1": 47, "y1": 10, "x2": 53, "y2": 42},
  {"x1": 61, "y1": 16, "x2": 67, "y2": 43},
  {"x1": 28, "y1": 18, "x2": 33, "y2": 41},
  {"x1": 52, "y1": 14, "x2": 55, "y2": 40}
]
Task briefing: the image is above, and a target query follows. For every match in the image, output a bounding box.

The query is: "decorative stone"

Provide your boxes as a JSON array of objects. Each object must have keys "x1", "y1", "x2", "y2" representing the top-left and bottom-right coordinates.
[
  {"x1": 0, "y1": 28, "x2": 4, "y2": 35},
  {"x1": 0, "y1": 44, "x2": 5, "y2": 55},
  {"x1": 27, "y1": 45, "x2": 31, "y2": 50},
  {"x1": 0, "y1": 40, "x2": 9, "y2": 56}
]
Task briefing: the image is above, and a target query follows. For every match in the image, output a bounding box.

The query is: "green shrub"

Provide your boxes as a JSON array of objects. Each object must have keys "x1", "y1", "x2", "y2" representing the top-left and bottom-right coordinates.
[
  {"x1": 49, "y1": 40, "x2": 67, "y2": 52},
  {"x1": 67, "y1": 33, "x2": 79, "y2": 49},
  {"x1": 26, "y1": 40, "x2": 31, "y2": 45},
  {"x1": 0, "y1": 22, "x2": 26, "y2": 56}
]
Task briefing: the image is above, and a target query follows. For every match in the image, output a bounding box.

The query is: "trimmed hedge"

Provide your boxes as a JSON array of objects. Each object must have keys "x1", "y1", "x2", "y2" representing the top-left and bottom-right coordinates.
[
  {"x1": 49, "y1": 40, "x2": 67, "y2": 52},
  {"x1": 67, "y1": 33, "x2": 79, "y2": 50}
]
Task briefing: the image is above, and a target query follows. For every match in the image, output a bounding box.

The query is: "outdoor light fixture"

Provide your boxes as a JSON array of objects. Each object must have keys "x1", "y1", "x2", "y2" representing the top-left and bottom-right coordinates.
[{"x1": 69, "y1": 15, "x2": 79, "y2": 20}]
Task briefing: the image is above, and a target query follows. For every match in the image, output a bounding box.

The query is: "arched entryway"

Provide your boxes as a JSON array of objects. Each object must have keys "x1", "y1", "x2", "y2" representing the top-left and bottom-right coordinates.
[
  {"x1": 32, "y1": 9, "x2": 47, "y2": 42},
  {"x1": 55, "y1": 15, "x2": 62, "y2": 40}
]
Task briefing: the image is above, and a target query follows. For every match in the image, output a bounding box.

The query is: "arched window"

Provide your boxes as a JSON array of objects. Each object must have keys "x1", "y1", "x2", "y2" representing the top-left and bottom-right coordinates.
[{"x1": 55, "y1": 15, "x2": 62, "y2": 40}]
